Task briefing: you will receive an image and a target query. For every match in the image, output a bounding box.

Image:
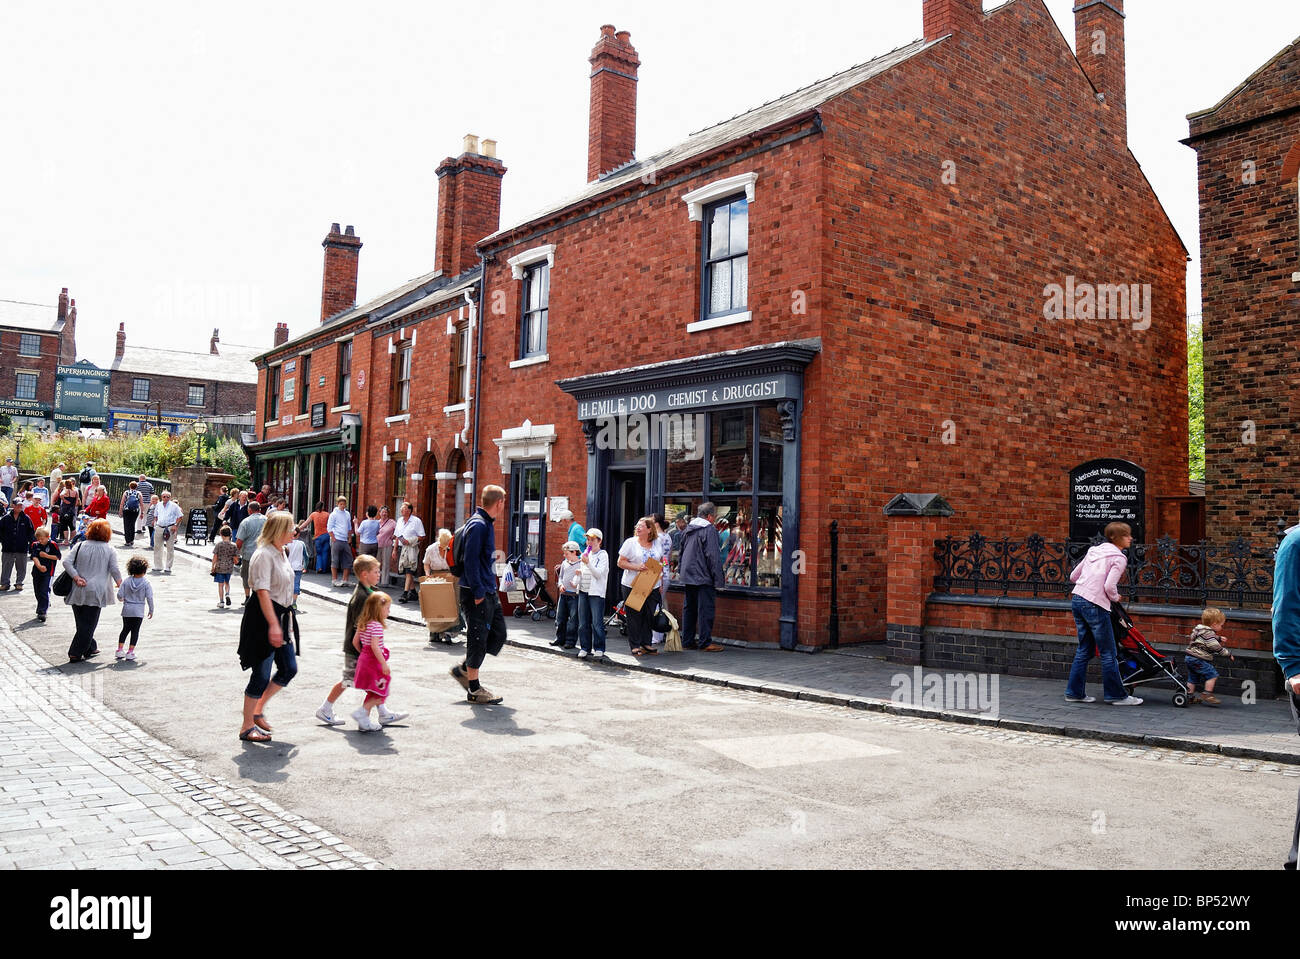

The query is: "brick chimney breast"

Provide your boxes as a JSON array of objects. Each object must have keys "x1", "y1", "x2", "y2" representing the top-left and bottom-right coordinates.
[
  {"x1": 320, "y1": 223, "x2": 363, "y2": 323},
  {"x1": 57, "y1": 288, "x2": 69, "y2": 325},
  {"x1": 435, "y1": 139, "x2": 506, "y2": 278},
  {"x1": 274, "y1": 322, "x2": 289, "y2": 346},
  {"x1": 116, "y1": 322, "x2": 126, "y2": 359},
  {"x1": 1073, "y1": 0, "x2": 1127, "y2": 141},
  {"x1": 923, "y1": 0, "x2": 983, "y2": 41},
  {"x1": 587, "y1": 25, "x2": 640, "y2": 182},
  {"x1": 210, "y1": 328, "x2": 220, "y2": 354}
]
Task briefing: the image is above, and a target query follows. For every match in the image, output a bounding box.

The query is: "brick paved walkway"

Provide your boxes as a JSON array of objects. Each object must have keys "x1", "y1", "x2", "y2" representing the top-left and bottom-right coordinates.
[{"x1": 0, "y1": 620, "x2": 382, "y2": 870}]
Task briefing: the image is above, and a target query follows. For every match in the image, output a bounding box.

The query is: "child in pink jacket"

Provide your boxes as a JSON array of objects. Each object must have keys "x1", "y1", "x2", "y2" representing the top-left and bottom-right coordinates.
[{"x1": 1065, "y1": 522, "x2": 1143, "y2": 705}]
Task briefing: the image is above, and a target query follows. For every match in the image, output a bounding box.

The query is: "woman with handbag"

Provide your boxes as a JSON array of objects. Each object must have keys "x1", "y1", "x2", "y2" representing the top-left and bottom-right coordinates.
[
  {"x1": 61, "y1": 519, "x2": 123, "y2": 663},
  {"x1": 393, "y1": 501, "x2": 425, "y2": 604},
  {"x1": 616, "y1": 517, "x2": 663, "y2": 657},
  {"x1": 236, "y1": 512, "x2": 301, "y2": 743},
  {"x1": 376, "y1": 506, "x2": 397, "y2": 586}
]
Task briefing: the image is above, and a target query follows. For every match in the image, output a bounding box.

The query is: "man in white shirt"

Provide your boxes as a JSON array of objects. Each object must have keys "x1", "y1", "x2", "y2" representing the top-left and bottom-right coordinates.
[
  {"x1": 394, "y1": 501, "x2": 426, "y2": 603},
  {"x1": 327, "y1": 496, "x2": 354, "y2": 588},
  {"x1": 0, "y1": 459, "x2": 16, "y2": 503},
  {"x1": 152, "y1": 490, "x2": 184, "y2": 573},
  {"x1": 49, "y1": 462, "x2": 64, "y2": 493}
]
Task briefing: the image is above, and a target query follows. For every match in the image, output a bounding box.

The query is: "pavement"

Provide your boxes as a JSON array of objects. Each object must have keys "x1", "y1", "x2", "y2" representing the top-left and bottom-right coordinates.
[{"x1": 159, "y1": 527, "x2": 1300, "y2": 766}]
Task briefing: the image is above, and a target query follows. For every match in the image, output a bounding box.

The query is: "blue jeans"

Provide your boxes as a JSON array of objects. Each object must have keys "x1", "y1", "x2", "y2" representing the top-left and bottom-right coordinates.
[
  {"x1": 555, "y1": 592, "x2": 579, "y2": 646},
  {"x1": 314, "y1": 533, "x2": 330, "y2": 573},
  {"x1": 244, "y1": 642, "x2": 299, "y2": 699},
  {"x1": 1067, "y1": 595, "x2": 1129, "y2": 701},
  {"x1": 577, "y1": 592, "x2": 606, "y2": 654}
]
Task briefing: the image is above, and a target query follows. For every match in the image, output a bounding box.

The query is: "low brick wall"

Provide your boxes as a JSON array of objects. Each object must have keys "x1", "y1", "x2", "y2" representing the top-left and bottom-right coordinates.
[{"x1": 885, "y1": 596, "x2": 1280, "y2": 697}]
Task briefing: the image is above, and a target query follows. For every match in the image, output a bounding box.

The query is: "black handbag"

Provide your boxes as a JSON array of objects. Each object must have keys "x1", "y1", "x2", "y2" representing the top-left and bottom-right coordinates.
[{"x1": 52, "y1": 543, "x2": 81, "y2": 597}]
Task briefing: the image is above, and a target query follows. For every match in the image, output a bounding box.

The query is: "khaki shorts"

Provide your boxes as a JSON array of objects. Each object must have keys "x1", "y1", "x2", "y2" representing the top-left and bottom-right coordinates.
[{"x1": 341, "y1": 650, "x2": 358, "y2": 688}]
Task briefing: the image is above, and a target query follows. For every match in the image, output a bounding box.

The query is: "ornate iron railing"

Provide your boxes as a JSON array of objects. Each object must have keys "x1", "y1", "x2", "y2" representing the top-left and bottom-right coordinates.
[{"x1": 933, "y1": 534, "x2": 1276, "y2": 609}]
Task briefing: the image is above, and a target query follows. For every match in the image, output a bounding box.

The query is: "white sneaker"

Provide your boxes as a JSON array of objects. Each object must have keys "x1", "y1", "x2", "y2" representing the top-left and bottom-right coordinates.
[
  {"x1": 315, "y1": 705, "x2": 345, "y2": 726},
  {"x1": 377, "y1": 708, "x2": 409, "y2": 725},
  {"x1": 351, "y1": 707, "x2": 381, "y2": 731},
  {"x1": 576, "y1": 649, "x2": 590, "y2": 660},
  {"x1": 1064, "y1": 695, "x2": 1095, "y2": 703},
  {"x1": 1109, "y1": 695, "x2": 1144, "y2": 706},
  {"x1": 125, "y1": 650, "x2": 135, "y2": 661},
  {"x1": 114, "y1": 649, "x2": 125, "y2": 660}
]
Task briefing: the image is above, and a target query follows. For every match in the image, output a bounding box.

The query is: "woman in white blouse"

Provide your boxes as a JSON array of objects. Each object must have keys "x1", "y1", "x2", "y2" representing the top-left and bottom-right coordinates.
[
  {"x1": 236, "y1": 512, "x2": 299, "y2": 743},
  {"x1": 394, "y1": 501, "x2": 426, "y2": 605}
]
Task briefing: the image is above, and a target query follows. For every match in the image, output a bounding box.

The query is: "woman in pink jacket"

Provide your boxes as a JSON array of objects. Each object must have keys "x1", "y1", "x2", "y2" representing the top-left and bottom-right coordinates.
[{"x1": 1066, "y1": 522, "x2": 1143, "y2": 706}]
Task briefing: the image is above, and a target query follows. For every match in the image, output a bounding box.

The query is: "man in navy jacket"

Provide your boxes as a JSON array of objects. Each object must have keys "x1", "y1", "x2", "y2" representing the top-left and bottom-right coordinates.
[
  {"x1": 678, "y1": 501, "x2": 726, "y2": 652},
  {"x1": 451, "y1": 485, "x2": 508, "y2": 705},
  {"x1": 1274, "y1": 522, "x2": 1300, "y2": 867},
  {"x1": 0, "y1": 498, "x2": 36, "y2": 591}
]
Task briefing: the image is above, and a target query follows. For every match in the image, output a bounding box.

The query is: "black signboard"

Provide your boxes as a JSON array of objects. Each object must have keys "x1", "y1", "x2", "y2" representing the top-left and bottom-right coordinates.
[
  {"x1": 1069, "y1": 458, "x2": 1145, "y2": 543},
  {"x1": 311, "y1": 403, "x2": 326, "y2": 429},
  {"x1": 186, "y1": 508, "x2": 209, "y2": 545}
]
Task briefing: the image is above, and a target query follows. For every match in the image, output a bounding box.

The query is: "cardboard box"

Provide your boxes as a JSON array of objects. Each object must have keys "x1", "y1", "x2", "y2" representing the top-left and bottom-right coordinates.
[
  {"x1": 624, "y1": 558, "x2": 663, "y2": 612},
  {"x1": 419, "y1": 575, "x2": 460, "y2": 629}
]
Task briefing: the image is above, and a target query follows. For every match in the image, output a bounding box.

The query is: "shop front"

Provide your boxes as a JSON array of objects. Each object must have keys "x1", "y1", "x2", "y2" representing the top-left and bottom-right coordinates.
[
  {"x1": 557, "y1": 339, "x2": 819, "y2": 650},
  {"x1": 244, "y1": 415, "x2": 362, "y2": 518},
  {"x1": 0, "y1": 399, "x2": 54, "y2": 431},
  {"x1": 108, "y1": 409, "x2": 199, "y2": 434},
  {"x1": 54, "y1": 362, "x2": 110, "y2": 432}
]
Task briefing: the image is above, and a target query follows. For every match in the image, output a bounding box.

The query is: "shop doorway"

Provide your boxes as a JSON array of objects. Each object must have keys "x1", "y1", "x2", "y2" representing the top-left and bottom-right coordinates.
[
  {"x1": 507, "y1": 460, "x2": 547, "y2": 566},
  {"x1": 605, "y1": 468, "x2": 647, "y2": 606}
]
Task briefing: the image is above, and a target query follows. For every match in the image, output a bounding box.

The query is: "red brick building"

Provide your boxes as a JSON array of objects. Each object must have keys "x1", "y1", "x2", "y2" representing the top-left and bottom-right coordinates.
[
  {"x1": 251, "y1": 1, "x2": 1189, "y2": 650},
  {"x1": 477, "y1": 1, "x2": 1187, "y2": 649},
  {"x1": 0, "y1": 288, "x2": 77, "y2": 428},
  {"x1": 247, "y1": 138, "x2": 503, "y2": 543},
  {"x1": 1186, "y1": 33, "x2": 1300, "y2": 541}
]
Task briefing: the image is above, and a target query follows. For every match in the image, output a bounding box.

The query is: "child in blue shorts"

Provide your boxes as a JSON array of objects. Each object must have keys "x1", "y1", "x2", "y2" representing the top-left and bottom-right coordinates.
[
  {"x1": 1186, "y1": 607, "x2": 1235, "y2": 706},
  {"x1": 210, "y1": 525, "x2": 239, "y2": 609}
]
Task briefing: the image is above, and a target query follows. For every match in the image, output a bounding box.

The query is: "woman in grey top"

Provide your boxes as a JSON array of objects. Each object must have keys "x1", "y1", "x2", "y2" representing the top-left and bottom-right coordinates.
[{"x1": 64, "y1": 519, "x2": 123, "y2": 663}]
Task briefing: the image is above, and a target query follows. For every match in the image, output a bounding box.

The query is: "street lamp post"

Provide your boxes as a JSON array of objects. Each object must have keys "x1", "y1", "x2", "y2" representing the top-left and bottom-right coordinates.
[
  {"x1": 12, "y1": 427, "x2": 26, "y2": 473},
  {"x1": 193, "y1": 422, "x2": 208, "y2": 469}
]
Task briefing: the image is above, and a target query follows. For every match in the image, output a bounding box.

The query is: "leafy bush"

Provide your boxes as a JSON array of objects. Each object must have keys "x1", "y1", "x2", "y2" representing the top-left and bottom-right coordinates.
[{"x1": 0, "y1": 429, "x2": 249, "y2": 487}]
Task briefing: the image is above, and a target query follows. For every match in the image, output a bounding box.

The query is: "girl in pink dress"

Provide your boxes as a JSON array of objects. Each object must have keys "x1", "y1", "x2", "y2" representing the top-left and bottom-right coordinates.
[{"x1": 351, "y1": 591, "x2": 394, "y2": 732}]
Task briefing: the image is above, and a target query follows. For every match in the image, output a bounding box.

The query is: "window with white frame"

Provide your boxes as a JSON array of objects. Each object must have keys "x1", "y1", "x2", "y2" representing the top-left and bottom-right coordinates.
[
  {"x1": 15, "y1": 372, "x2": 36, "y2": 400},
  {"x1": 520, "y1": 262, "x2": 549, "y2": 359},
  {"x1": 19, "y1": 334, "x2": 40, "y2": 357},
  {"x1": 188, "y1": 384, "x2": 206, "y2": 406},
  {"x1": 132, "y1": 378, "x2": 150, "y2": 402},
  {"x1": 703, "y1": 195, "x2": 749, "y2": 319}
]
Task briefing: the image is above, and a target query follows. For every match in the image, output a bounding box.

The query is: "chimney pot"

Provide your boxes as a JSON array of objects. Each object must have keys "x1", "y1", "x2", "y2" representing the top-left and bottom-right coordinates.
[
  {"x1": 320, "y1": 223, "x2": 363, "y2": 322},
  {"x1": 345, "y1": 224, "x2": 355, "y2": 236},
  {"x1": 588, "y1": 25, "x2": 641, "y2": 182},
  {"x1": 462, "y1": 134, "x2": 480, "y2": 155},
  {"x1": 481, "y1": 138, "x2": 497, "y2": 159}
]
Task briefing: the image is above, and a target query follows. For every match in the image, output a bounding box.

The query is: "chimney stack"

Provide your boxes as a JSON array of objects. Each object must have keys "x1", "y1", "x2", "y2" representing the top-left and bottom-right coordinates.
[
  {"x1": 588, "y1": 25, "x2": 640, "y2": 182},
  {"x1": 116, "y1": 322, "x2": 126, "y2": 359},
  {"x1": 274, "y1": 322, "x2": 289, "y2": 346},
  {"x1": 210, "y1": 328, "x2": 220, "y2": 354},
  {"x1": 320, "y1": 223, "x2": 362, "y2": 323},
  {"x1": 1074, "y1": 0, "x2": 1126, "y2": 140},
  {"x1": 435, "y1": 138, "x2": 506, "y2": 278},
  {"x1": 57, "y1": 287, "x2": 69, "y2": 325},
  {"x1": 923, "y1": 0, "x2": 983, "y2": 41}
]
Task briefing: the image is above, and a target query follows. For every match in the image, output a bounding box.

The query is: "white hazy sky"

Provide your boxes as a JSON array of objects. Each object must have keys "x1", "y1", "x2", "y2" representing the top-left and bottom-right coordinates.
[{"x1": 1, "y1": 1, "x2": 1291, "y2": 367}]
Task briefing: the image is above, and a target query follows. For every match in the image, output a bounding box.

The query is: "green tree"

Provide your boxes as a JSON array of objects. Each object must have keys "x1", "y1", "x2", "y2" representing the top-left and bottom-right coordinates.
[{"x1": 1188, "y1": 317, "x2": 1204, "y2": 483}]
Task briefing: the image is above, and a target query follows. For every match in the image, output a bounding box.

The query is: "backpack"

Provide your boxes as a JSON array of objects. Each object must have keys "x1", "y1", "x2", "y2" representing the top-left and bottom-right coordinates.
[
  {"x1": 125, "y1": 491, "x2": 140, "y2": 510},
  {"x1": 448, "y1": 518, "x2": 477, "y2": 578},
  {"x1": 79, "y1": 467, "x2": 92, "y2": 484}
]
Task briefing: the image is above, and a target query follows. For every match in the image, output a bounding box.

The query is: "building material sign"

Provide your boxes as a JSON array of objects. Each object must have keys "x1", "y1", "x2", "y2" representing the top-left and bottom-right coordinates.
[
  {"x1": 575, "y1": 372, "x2": 798, "y2": 420},
  {"x1": 1069, "y1": 458, "x2": 1145, "y2": 543}
]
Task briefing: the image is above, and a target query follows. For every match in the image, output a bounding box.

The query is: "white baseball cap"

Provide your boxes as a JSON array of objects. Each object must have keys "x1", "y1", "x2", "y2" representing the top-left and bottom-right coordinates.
[{"x1": 585, "y1": 528, "x2": 603, "y2": 542}]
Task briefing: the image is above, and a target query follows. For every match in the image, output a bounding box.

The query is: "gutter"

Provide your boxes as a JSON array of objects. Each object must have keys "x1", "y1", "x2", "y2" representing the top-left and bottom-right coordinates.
[{"x1": 469, "y1": 254, "x2": 488, "y2": 499}]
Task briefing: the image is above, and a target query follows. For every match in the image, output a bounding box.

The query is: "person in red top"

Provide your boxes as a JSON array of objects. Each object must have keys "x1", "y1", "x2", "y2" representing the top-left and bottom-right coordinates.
[
  {"x1": 85, "y1": 485, "x2": 111, "y2": 521},
  {"x1": 22, "y1": 493, "x2": 47, "y2": 532},
  {"x1": 256, "y1": 485, "x2": 271, "y2": 506}
]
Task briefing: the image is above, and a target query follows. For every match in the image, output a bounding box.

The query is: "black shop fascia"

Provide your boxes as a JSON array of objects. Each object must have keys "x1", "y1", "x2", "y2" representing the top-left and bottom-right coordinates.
[{"x1": 556, "y1": 338, "x2": 819, "y2": 651}]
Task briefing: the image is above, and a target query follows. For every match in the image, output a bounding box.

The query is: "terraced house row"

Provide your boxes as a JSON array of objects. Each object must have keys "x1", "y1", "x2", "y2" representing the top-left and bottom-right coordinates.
[{"x1": 248, "y1": 0, "x2": 1191, "y2": 650}]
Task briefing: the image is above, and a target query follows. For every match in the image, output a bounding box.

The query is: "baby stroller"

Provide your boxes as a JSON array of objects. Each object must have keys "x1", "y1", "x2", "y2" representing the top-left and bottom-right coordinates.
[
  {"x1": 1112, "y1": 602, "x2": 1192, "y2": 707},
  {"x1": 507, "y1": 556, "x2": 556, "y2": 622}
]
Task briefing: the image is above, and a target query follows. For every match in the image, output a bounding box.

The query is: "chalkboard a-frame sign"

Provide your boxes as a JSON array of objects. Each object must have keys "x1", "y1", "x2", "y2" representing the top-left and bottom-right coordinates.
[
  {"x1": 186, "y1": 508, "x2": 209, "y2": 545},
  {"x1": 1069, "y1": 458, "x2": 1146, "y2": 543}
]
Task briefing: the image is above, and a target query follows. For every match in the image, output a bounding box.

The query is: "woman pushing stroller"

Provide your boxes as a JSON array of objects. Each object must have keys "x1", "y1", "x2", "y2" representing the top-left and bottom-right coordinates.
[{"x1": 1065, "y1": 522, "x2": 1144, "y2": 706}]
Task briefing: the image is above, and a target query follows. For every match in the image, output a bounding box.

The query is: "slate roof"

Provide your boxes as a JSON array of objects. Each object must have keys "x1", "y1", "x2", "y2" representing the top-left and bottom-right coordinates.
[
  {"x1": 111, "y1": 342, "x2": 262, "y2": 384},
  {"x1": 0, "y1": 298, "x2": 60, "y2": 333},
  {"x1": 484, "y1": 37, "x2": 938, "y2": 244}
]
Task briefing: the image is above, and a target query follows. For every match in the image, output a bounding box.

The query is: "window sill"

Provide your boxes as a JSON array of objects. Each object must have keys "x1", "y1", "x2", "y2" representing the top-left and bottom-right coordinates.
[
  {"x1": 443, "y1": 402, "x2": 468, "y2": 415},
  {"x1": 330, "y1": 404, "x2": 351, "y2": 413},
  {"x1": 385, "y1": 413, "x2": 411, "y2": 426},
  {"x1": 262, "y1": 421, "x2": 277, "y2": 429},
  {"x1": 295, "y1": 413, "x2": 310, "y2": 421},
  {"x1": 687, "y1": 311, "x2": 751, "y2": 333},
  {"x1": 1293, "y1": 272, "x2": 1300, "y2": 283},
  {"x1": 509, "y1": 354, "x2": 550, "y2": 369}
]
